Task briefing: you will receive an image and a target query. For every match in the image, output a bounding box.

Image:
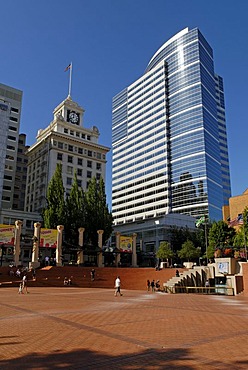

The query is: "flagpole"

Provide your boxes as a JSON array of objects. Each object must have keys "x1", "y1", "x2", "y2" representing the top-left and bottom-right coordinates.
[
  {"x1": 69, "y1": 62, "x2": 72, "y2": 97},
  {"x1": 204, "y1": 215, "x2": 208, "y2": 262},
  {"x1": 242, "y1": 213, "x2": 247, "y2": 261}
]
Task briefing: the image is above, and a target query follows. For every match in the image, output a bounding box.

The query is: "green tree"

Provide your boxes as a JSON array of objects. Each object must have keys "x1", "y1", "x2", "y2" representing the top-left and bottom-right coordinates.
[
  {"x1": 169, "y1": 226, "x2": 205, "y2": 255},
  {"x1": 43, "y1": 163, "x2": 66, "y2": 228},
  {"x1": 64, "y1": 171, "x2": 86, "y2": 245},
  {"x1": 177, "y1": 240, "x2": 201, "y2": 262},
  {"x1": 208, "y1": 220, "x2": 235, "y2": 253},
  {"x1": 156, "y1": 241, "x2": 174, "y2": 265},
  {"x1": 85, "y1": 177, "x2": 112, "y2": 246}
]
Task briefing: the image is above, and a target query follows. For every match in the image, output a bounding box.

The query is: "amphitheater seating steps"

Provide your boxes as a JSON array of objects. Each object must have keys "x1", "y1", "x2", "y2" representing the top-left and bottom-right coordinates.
[{"x1": 0, "y1": 266, "x2": 184, "y2": 290}]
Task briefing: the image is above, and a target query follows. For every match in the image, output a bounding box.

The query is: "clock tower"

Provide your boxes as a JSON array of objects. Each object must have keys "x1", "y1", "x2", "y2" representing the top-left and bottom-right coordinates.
[{"x1": 53, "y1": 95, "x2": 85, "y2": 126}]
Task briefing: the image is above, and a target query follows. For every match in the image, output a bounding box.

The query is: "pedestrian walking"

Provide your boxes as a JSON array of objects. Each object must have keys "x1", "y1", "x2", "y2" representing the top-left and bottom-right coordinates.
[
  {"x1": 114, "y1": 276, "x2": 122, "y2": 296},
  {"x1": 146, "y1": 279, "x2": 151, "y2": 291},
  {"x1": 151, "y1": 279, "x2": 155, "y2": 292},
  {"x1": 205, "y1": 279, "x2": 210, "y2": 294},
  {"x1": 18, "y1": 283, "x2": 23, "y2": 294},
  {"x1": 90, "y1": 268, "x2": 95, "y2": 281},
  {"x1": 22, "y1": 273, "x2": 29, "y2": 294}
]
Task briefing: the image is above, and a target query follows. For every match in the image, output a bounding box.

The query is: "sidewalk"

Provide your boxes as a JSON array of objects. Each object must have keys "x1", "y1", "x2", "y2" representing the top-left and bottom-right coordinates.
[{"x1": 0, "y1": 287, "x2": 248, "y2": 369}]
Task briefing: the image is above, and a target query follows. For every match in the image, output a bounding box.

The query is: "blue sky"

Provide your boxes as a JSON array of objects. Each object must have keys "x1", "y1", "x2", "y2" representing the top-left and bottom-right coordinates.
[{"x1": 1, "y1": 0, "x2": 248, "y2": 207}]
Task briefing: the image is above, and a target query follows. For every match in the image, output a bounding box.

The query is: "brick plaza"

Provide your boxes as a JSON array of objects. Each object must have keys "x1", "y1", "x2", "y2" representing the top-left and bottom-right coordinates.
[{"x1": 1, "y1": 287, "x2": 248, "y2": 369}]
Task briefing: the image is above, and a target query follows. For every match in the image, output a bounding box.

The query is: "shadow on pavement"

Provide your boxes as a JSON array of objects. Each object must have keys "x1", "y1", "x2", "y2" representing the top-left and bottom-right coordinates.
[{"x1": 0, "y1": 346, "x2": 242, "y2": 369}]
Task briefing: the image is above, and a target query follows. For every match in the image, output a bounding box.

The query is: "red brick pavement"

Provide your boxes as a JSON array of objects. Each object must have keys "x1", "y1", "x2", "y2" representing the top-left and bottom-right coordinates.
[{"x1": 0, "y1": 287, "x2": 248, "y2": 369}]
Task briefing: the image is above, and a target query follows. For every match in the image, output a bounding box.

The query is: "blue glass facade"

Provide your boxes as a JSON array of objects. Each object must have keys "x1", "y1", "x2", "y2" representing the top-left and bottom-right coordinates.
[{"x1": 112, "y1": 28, "x2": 231, "y2": 224}]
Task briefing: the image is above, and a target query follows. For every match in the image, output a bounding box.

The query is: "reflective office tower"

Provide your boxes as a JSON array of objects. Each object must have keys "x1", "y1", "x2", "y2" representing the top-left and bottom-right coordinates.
[{"x1": 112, "y1": 28, "x2": 231, "y2": 226}]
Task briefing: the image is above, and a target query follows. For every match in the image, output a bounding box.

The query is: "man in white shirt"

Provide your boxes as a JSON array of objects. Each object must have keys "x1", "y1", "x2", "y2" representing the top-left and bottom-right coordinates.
[{"x1": 114, "y1": 276, "x2": 122, "y2": 296}]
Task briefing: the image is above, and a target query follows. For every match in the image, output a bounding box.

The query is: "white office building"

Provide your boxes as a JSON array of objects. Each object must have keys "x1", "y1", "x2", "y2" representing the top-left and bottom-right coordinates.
[
  {"x1": 0, "y1": 83, "x2": 23, "y2": 210},
  {"x1": 25, "y1": 95, "x2": 110, "y2": 213}
]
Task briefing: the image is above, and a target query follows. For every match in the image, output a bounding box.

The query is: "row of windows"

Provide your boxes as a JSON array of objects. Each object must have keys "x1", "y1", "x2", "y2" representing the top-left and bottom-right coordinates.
[
  {"x1": 113, "y1": 202, "x2": 168, "y2": 220},
  {"x1": 112, "y1": 172, "x2": 166, "y2": 194},
  {"x1": 112, "y1": 180, "x2": 167, "y2": 202},
  {"x1": 56, "y1": 153, "x2": 102, "y2": 170},
  {"x1": 128, "y1": 66, "x2": 165, "y2": 96},
  {"x1": 113, "y1": 195, "x2": 168, "y2": 213},
  {"x1": 113, "y1": 148, "x2": 166, "y2": 178},
  {"x1": 146, "y1": 29, "x2": 199, "y2": 72},
  {"x1": 113, "y1": 163, "x2": 166, "y2": 187},
  {"x1": 63, "y1": 128, "x2": 91, "y2": 140},
  {"x1": 53, "y1": 141, "x2": 104, "y2": 160},
  {"x1": 112, "y1": 186, "x2": 167, "y2": 207},
  {"x1": 128, "y1": 92, "x2": 165, "y2": 120},
  {"x1": 113, "y1": 132, "x2": 166, "y2": 166}
]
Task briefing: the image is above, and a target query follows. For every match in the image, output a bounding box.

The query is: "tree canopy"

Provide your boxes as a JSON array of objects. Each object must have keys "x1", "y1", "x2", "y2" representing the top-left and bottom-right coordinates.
[
  {"x1": 156, "y1": 241, "x2": 174, "y2": 261},
  {"x1": 42, "y1": 165, "x2": 112, "y2": 246},
  {"x1": 43, "y1": 163, "x2": 66, "y2": 229},
  {"x1": 208, "y1": 220, "x2": 235, "y2": 252},
  {"x1": 177, "y1": 240, "x2": 201, "y2": 262}
]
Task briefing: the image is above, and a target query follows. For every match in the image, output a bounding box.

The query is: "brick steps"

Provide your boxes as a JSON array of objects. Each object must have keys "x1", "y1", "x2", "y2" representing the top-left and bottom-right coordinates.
[{"x1": 0, "y1": 266, "x2": 185, "y2": 290}]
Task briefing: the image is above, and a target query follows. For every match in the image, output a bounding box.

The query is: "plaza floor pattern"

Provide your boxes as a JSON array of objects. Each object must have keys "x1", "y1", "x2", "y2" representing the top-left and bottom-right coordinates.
[{"x1": 0, "y1": 287, "x2": 248, "y2": 369}]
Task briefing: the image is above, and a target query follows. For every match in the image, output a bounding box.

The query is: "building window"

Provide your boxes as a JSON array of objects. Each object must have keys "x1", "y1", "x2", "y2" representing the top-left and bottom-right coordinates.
[
  {"x1": 8, "y1": 135, "x2": 16, "y2": 141},
  {"x1": 57, "y1": 153, "x2": 63, "y2": 161},
  {"x1": 81, "y1": 133, "x2": 85, "y2": 139},
  {"x1": 77, "y1": 168, "x2": 82, "y2": 176},
  {"x1": 68, "y1": 155, "x2": 73, "y2": 163},
  {"x1": 77, "y1": 180, "x2": 82, "y2": 187},
  {"x1": 87, "y1": 171, "x2": 92, "y2": 178},
  {"x1": 2, "y1": 196, "x2": 11, "y2": 201},
  {"x1": 9, "y1": 117, "x2": 18, "y2": 122},
  {"x1": 78, "y1": 158, "x2": 83, "y2": 166},
  {"x1": 9, "y1": 126, "x2": 17, "y2": 131},
  {"x1": 64, "y1": 128, "x2": 68, "y2": 133},
  {"x1": 67, "y1": 166, "x2": 73, "y2": 175},
  {"x1": 70, "y1": 130, "x2": 74, "y2": 136},
  {"x1": 7, "y1": 145, "x2": 15, "y2": 150},
  {"x1": 6, "y1": 155, "x2": 14, "y2": 160},
  {"x1": 96, "y1": 173, "x2": 101, "y2": 180},
  {"x1": 88, "y1": 150, "x2": 92, "y2": 157},
  {"x1": 67, "y1": 177, "x2": 72, "y2": 186},
  {"x1": 97, "y1": 152, "x2": 101, "y2": 159},
  {"x1": 11, "y1": 107, "x2": 19, "y2": 113},
  {"x1": 96, "y1": 163, "x2": 102, "y2": 171},
  {"x1": 87, "y1": 135, "x2": 91, "y2": 141},
  {"x1": 68, "y1": 145, "x2": 73, "y2": 152},
  {"x1": 87, "y1": 160, "x2": 92, "y2": 168},
  {"x1": 3, "y1": 185, "x2": 11, "y2": 190},
  {"x1": 76, "y1": 132, "x2": 80, "y2": 137},
  {"x1": 58, "y1": 142, "x2": 63, "y2": 149},
  {"x1": 4, "y1": 175, "x2": 12, "y2": 180},
  {"x1": 78, "y1": 148, "x2": 83, "y2": 154}
]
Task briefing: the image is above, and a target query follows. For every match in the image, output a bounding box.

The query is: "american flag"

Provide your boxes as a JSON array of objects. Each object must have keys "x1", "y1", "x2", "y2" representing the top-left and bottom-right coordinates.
[
  {"x1": 237, "y1": 214, "x2": 244, "y2": 225},
  {"x1": 228, "y1": 214, "x2": 244, "y2": 227},
  {"x1": 64, "y1": 64, "x2": 71, "y2": 72}
]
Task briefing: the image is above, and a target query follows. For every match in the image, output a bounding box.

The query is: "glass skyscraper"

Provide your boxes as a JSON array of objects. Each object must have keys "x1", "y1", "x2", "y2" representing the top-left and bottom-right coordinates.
[{"x1": 112, "y1": 28, "x2": 231, "y2": 226}]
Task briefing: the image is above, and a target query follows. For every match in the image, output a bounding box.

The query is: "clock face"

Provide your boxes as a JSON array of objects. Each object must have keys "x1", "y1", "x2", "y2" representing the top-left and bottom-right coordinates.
[{"x1": 68, "y1": 111, "x2": 79, "y2": 124}]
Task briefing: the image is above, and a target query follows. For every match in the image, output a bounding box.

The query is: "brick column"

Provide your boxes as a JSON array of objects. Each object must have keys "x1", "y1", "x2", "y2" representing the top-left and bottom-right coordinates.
[
  {"x1": 56, "y1": 225, "x2": 64, "y2": 266},
  {"x1": 132, "y1": 233, "x2": 138, "y2": 267},
  {"x1": 14, "y1": 220, "x2": 22, "y2": 267},
  {"x1": 77, "y1": 227, "x2": 85, "y2": 265},
  {"x1": 30, "y1": 222, "x2": 41, "y2": 269},
  {"x1": 97, "y1": 230, "x2": 104, "y2": 267},
  {"x1": 115, "y1": 231, "x2": 121, "y2": 267}
]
